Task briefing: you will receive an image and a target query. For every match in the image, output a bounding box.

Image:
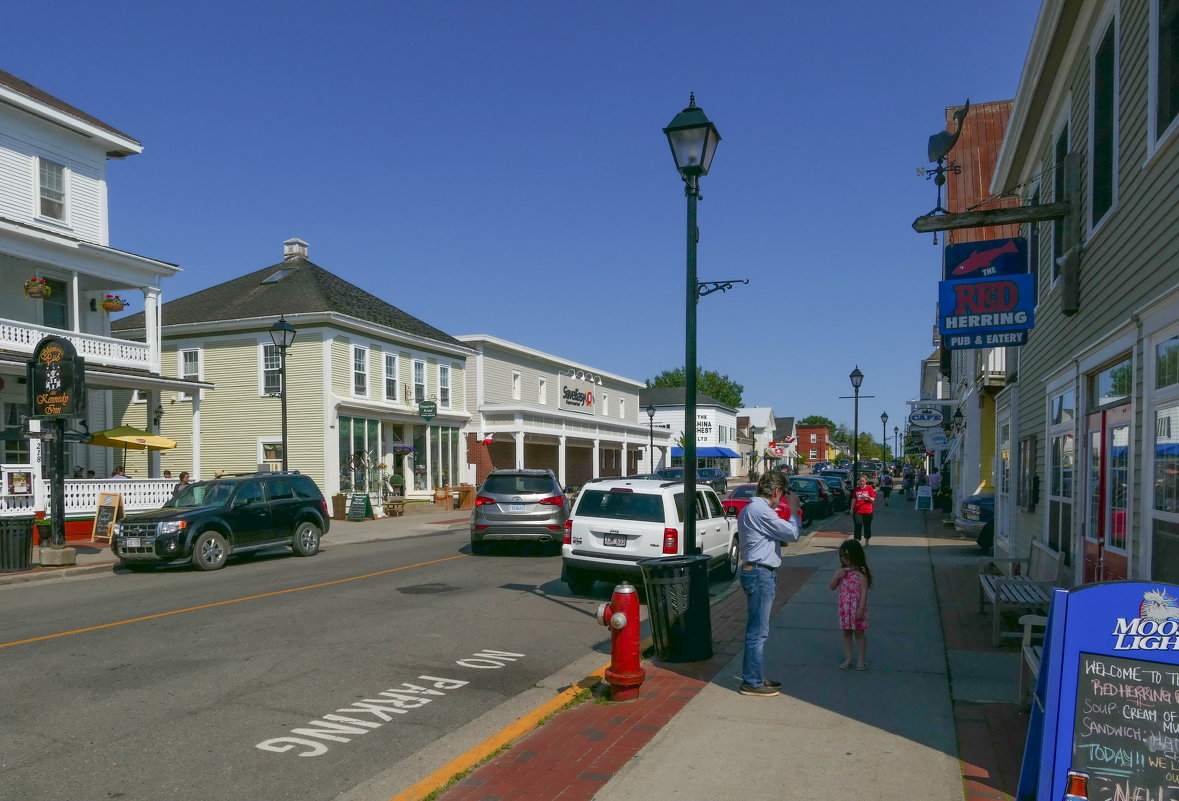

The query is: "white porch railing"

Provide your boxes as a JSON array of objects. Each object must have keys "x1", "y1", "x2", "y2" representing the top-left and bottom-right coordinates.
[
  {"x1": 0, "y1": 479, "x2": 175, "y2": 517},
  {"x1": 0, "y1": 318, "x2": 152, "y2": 370},
  {"x1": 978, "y1": 347, "x2": 1007, "y2": 386}
]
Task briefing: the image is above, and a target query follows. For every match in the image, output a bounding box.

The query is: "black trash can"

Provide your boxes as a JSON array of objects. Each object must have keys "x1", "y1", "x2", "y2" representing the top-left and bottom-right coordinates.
[
  {"x1": 0, "y1": 518, "x2": 35, "y2": 573},
  {"x1": 636, "y1": 554, "x2": 713, "y2": 662}
]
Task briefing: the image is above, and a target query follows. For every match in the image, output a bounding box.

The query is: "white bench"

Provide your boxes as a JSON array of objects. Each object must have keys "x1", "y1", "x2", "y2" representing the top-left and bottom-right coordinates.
[
  {"x1": 1017, "y1": 614, "x2": 1047, "y2": 710},
  {"x1": 978, "y1": 540, "x2": 1062, "y2": 646}
]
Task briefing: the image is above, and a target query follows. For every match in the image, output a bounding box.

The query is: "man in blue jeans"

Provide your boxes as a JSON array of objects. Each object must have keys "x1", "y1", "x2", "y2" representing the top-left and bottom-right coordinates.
[{"x1": 736, "y1": 471, "x2": 802, "y2": 696}]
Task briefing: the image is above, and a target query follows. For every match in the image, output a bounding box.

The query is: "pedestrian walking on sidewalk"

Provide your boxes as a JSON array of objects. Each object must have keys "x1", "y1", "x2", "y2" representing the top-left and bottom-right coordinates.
[
  {"x1": 880, "y1": 473, "x2": 893, "y2": 506},
  {"x1": 830, "y1": 539, "x2": 872, "y2": 670},
  {"x1": 851, "y1": 476, "x2": 876, "y2": 544},
  {"x1": 902, "y1": 471, "x2": 914, "y2": 500},
  {"x1": 736, "y1": 471, "x2": 802, "y2": 697}
]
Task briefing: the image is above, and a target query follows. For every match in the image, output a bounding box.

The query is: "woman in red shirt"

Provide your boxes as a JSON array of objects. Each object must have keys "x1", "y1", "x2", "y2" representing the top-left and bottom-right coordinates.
[{"x1": 851, "y1": 476, "x2": 876, "y2": 544}]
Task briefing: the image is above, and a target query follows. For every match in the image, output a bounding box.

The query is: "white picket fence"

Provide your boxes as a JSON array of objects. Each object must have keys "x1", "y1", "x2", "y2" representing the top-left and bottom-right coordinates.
[{"x1": 0, "y1": 477, "x2": 175, "y2": 517}]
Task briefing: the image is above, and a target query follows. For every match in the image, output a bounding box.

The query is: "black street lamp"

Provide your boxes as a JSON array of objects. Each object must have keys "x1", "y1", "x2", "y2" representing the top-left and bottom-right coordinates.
[
  {"x1": 664, "y1": 94, "x2": 720, "y2": 556},
  {"x1": 268, "y1": 316, "x2": 297, "y2": 472},
  {"x1": 646, "y1": 403, "x2": 657, "y2": 474},
  {"x1": 839, "y1": 367, "x2": 872, "y2": 489},
  {"x1": 880, "y1": 411, "x2": 889, "y2": 463},
  {"x1": 894, "y1": 425, "x2": 900, "y2": 465}
]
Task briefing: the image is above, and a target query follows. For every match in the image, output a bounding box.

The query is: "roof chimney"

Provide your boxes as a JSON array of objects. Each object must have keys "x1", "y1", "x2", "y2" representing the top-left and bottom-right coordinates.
[{"x1": 283, "y1": 238, "x2": 308, "y2": 260}]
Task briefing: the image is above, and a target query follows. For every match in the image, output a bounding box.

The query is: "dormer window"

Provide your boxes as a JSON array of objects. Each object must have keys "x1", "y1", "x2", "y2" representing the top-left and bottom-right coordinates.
[{"x1": 38, "y1": 159, "x2": 65, "y2": 221}]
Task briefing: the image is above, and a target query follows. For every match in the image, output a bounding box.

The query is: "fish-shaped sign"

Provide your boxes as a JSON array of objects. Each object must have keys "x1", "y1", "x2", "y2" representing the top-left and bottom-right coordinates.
[{"x1": 943, "y1": 236, "x2": 1028, "y2": 280}]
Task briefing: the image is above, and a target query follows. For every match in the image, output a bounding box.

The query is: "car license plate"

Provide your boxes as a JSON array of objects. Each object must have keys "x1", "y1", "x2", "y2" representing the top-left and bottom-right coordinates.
[
  {"x1": 967, "y1": 511, "x2": 979, "y2": 521},
  {"x1": 509, "y1": 504, "x2": 526, "y2": 512},
  {"x1": 125, "y1": 538, "x2": 141, "y2": 548},
  {"x1": 603, "y1": 534, "x2": 626, "y2": 547}
]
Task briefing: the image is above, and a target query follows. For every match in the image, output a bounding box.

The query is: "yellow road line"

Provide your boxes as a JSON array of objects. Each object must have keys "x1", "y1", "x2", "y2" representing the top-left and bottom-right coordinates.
[
  {"x1": 0, "y1": 554, "x2": 468, "y2": 650},
  {"x1": 388, "y1": 664, "x2": 608, "y2": 801}
]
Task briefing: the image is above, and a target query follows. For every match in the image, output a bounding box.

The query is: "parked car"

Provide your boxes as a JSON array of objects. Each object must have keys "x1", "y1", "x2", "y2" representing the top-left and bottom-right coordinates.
[
  {"x1": 722, "y1": 483, "x2": 757, "y2": 516},
  {"x1": 787, "y1": 475, "x2": 833, "y2": 520},
  {"x1": 819, "y1": 469, "x2": 853, "y2": 492},
  {"x1": 855, "y1": 461, "x2": 880, "y2": 485},
  {"x1": 654, "y1": 466, "x2": 728, "y2": 495},
  {"x1": 561, "y1": 478, "x2": 736, "y2": 594},
  {"x1": 816, "y1": 475, "x2": 850, "y2": 511},
  {"x1": 110, "y1": 471, "x2": 329, "y2": 571},
  {"x1": 471, "y1": 469, "x2": 570, "y2": 554},
  {"x1": 956, "y1": 492, "x2": 996, "y2": 551},
  {"x1": 810, "y1": 462, "x2": 832, "y2": 474}
]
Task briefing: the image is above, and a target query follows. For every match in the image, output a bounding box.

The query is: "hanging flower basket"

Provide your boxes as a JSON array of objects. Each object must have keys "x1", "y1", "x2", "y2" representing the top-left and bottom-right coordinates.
[
  {"x1": 100, "y1": 294, "x2": 128, "y2": 312},
  {"x1": 24, "y1": 277, "x2": 50, "y2": 298},
  {"x1": 392, "y1": 446, "x2": 415, "y2": 455}
]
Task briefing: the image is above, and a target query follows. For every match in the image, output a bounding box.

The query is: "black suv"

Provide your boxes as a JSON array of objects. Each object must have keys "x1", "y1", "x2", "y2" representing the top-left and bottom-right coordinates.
[{"x1": 110, "y1": 472, "x2": 330, "y2": 571}]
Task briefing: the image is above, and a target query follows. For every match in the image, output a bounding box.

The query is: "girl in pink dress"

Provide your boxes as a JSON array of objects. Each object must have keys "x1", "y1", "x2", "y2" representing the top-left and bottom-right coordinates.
[{"x1": 829, "y1": 539, "x2": 872, "y2": 670}]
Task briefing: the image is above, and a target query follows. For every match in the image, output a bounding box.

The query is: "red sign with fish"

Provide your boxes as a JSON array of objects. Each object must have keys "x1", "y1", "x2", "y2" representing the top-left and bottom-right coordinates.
[{"x1": 943, "y1": 236, "x2": 1028, "y2": 280}]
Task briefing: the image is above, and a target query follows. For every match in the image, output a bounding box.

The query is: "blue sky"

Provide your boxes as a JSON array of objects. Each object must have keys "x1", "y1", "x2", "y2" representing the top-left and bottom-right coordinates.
[{"x1": 6, "y1": 0, "x2": 1039, "y2": 435}]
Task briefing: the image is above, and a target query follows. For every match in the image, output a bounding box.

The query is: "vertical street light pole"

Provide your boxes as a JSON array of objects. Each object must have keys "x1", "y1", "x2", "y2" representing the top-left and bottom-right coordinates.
[
  {"x1": 894, "y1": 425, "x2": 899, "y2": 466},
  {"x1": 840, "y1": 367, "x2": 869, "y2": 489},
  {"x1": 880, "y1": 411, "x2": 889, "y2": 464},
  {"x1": 664, "y1": 94, "x2": 720, "y2": 556},
  {"x1": 269, "y1": 316, "x2": 297, "y2": 472},
  {"x1": 646, "y1": 404, "x2": 656, "y2": 473}
]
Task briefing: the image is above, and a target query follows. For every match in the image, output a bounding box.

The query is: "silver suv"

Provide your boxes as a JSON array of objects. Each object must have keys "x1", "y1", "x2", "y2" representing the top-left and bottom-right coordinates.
[
  {"x1": 560, "y1": 478, "x2": 737, "y2": 595},
  {"x1": 471, "y1": 469, "x2": 569, "y2": 553}
]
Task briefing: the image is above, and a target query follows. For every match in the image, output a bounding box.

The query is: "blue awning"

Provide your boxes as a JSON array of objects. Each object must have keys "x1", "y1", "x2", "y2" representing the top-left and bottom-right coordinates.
[{"x1": 670, "y1": 446, "x2": 742, "y2": 458}]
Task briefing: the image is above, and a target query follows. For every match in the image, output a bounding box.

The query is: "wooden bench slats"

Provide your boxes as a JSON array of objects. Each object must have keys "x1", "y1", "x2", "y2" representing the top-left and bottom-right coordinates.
[
  {"x1": 979, "y1": 541, "x2": 1062, "y2": 646},
  {"x1": 1018, "y1": 614, "x2": 1047, "y2": 709}
]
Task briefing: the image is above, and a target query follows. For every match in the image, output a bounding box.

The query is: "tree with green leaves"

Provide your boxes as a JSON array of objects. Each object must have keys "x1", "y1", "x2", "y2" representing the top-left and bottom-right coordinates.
[
  {"x1": 646, "y1": 367, "x2": 744, "y2": 408},
  {"x1": 798, "y1": 414, "x2": 836, "y2": 430}
]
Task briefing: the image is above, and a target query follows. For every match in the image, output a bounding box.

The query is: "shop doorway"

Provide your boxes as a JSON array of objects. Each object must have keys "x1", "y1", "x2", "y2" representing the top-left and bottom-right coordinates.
[{"x1": 1083, "y1": 403, "x2": 1131, "y2": 582}]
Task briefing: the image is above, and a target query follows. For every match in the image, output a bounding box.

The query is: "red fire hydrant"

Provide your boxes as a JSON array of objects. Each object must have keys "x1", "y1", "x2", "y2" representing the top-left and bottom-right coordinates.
[{"x1": 597, "y1": 581, "x2": 645, "y2": 702}]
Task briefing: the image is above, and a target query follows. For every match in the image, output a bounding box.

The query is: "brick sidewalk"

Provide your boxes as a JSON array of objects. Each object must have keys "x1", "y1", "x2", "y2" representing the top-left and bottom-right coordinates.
[{"x1": 435, "y1": 565, "x2": 815, "y2": 801}]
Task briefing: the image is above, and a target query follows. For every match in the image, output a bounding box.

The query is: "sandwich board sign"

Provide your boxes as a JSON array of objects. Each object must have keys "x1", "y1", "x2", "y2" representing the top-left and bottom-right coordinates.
[
  {"x1": 1018, "y1": 581, "x2": 1179, "y2": 801},
  {"x1": 915, "y1": 486, "x2": 933, "y2": 511}
]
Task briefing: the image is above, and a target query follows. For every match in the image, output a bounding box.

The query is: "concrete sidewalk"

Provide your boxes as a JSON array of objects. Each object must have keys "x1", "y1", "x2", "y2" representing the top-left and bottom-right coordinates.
[
  {"x1": 433, "y1": 496, "x2": 1028, "y2": 801},
  {"x1": 0, "y1": 501, "x2": 470, "y2": 587}
]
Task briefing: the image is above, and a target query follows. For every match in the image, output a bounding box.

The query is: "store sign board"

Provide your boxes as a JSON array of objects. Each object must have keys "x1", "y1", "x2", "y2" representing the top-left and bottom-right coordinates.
[
  {"x1": 943, "y1": 236, "x2": 1028, "y2": 280},
  {"x1": 938, "y1": 273, "x2": 1036, "y2": 350},
  {"x1": 909, "y1": 408, "x2": 944, "y2": 428},
  {"x1": 560, "y1": 374, "x2": 597, "y2": 416},
  {"x1": 923, "y1": 430, "x2": 949, "y2": 449},
  {"x1": 27, "y1": 335, "x2": 86, "y2": 418},
  {"x1": 418, "y1": 401, "x2": 437, "y2": 421}
]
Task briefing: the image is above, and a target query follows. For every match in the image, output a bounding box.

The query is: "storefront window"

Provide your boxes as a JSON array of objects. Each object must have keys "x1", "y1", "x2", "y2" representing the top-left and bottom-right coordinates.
[
  {"x1": 1156, "y1": 404, "x2": 1179, "y2": 513},
  {"x1": 1159, "y1": 335, "x2": 1179, "y2": 389},
  {"x1": 338, "y1": 415, "x2": 383, "y2": 493},
  {"x1": 2, "y1": 403, "x2": 30, "y2": 464},
  {"x1": 1091, "y1": 357, "x2": 1133, "y2": 407},
  {"x1": 1152, "y1": 519, "x2": 1179, "y2": 581},
  {"x1": 1051, "y1": 389, "x2": 1075, "y2": 425},
  {"x1": 412, "y1": 425, "x2": 427, "y2": 490}
]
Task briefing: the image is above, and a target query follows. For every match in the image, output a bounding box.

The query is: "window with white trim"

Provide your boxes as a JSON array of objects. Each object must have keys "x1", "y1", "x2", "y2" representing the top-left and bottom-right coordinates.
[
  {"x1": 262, "y1": 344, "x2": 281, "y2": 395},
  {"x1": 810, "y1": 433, "x2": 817, "y2": 443},
  {"x1": 414, "y1": 360, "x2": 426, "y2": 402},
  {"x1": 1151, "y1": 329, "x2": 1179, "y2": 578},
  {"x1": 619, "y1": 398, "x2": 625, "y2": 420},
  {"x1": 602, "y1": 393, "x2": 608, "y2": 417},
  {"x1": 1152, "y1": 0, "x2": 1179, "y2": 148},
  {"x1": 538, "y1": 378, "x2": 546, "y2": 405},
  {"x1": 38, "y1": 158, "x2": 65, "y2": 221},
  {"x1": 353, "y1": 346, "x2": 368, "y2": 396},
  {"x1": 179, "y1": 349, "x2": 200, "y2": 400},
  {"x1": 384, "y1": 353, "x2": 398, "y2": 402},
  {"x1": 809, "y1": 448, "x2": 818, "y2": 459},
  {"x1": 439, "y1": 364, "x2": 451, "y2": 408},
  {"x1": 260, "y1": 440, "x2": 283, "y2": 472},
  {"x1": 1047, "y1": 388, "x2": 1076, "y2": 562},
  {"x1": 1090, "y1": 9, "x2": 1118, "y2": 229},
  {"x1": 511, "y1": 371, "x2": 520, "y2": 401}
]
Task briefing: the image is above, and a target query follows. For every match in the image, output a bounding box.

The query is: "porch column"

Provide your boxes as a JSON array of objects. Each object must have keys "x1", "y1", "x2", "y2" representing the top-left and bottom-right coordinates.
[
  {"x1": 621, "y1": 442, "x2": 627, "y2": 476},
  {"x1": 148, "y1": 390, "x2": 162, "y2": 476},
  {"x1": 514, "y1": 431, "x2": 524, "y2": 469},
  {"x1": 142, "y1": 286, "x2": 162, "y2": 374},
  {"x1": 558, "y1": 435, "x2": 567, "y2": 486},
  {"x1": 192, "y1": 393, "x2": 202, "y2": 479},
  {"x1": 592, "y1": 439, "x2": 600, "y2": 479}
]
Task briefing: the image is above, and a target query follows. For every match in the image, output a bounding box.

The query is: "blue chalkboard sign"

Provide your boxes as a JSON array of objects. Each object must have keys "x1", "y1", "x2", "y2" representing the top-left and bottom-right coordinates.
[{"x1": 1019, "y1": 582, "x2": 1179, "y2": 801}]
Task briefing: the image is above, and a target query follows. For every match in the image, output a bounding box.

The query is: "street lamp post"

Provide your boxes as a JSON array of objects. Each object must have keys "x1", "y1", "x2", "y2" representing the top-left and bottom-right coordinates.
[
  {"x1": 749, "y1": 425, "x2": 759, "y2": 481},
  {"x1": 664, "y1": 94, "x2": 720, "y2": 556},
  {"x1": 894, "y1": 425, "x2": 899, "y2": 466},
  {"x1": 839, "y1": 367, "x2": 872, "y2": 489},
  {"x1": 647, "y1": 403, "x2": 657, "y2": 473},
  {"x1": 880, "y1": 411, "x2": 889, "y2": 463},
  {"x1": 268, "y1": 316, "x2": 297, "y2": 472}
]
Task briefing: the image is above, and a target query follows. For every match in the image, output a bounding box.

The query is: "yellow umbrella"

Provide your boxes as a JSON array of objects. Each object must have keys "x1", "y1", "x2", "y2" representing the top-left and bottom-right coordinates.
[{"x1": 88, "y1": 425, "x2": 177, "y2": 451}]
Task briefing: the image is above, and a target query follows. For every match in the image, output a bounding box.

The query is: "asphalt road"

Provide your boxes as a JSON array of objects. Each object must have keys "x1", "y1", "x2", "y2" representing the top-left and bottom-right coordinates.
[{"x1": 0, "y1": 525, "x2": 627, "y2": 801}]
